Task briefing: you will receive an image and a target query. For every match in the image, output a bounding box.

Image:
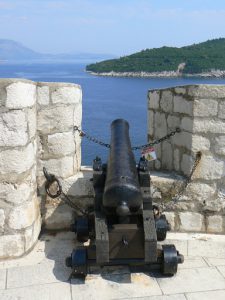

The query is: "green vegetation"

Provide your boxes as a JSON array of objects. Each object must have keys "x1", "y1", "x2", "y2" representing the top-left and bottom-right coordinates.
[{"x1": 86, "y1": 38, "x2": 225, "y2": 74}]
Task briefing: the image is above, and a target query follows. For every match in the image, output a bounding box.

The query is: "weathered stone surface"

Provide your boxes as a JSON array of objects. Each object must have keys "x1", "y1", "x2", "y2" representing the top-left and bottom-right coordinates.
[
  {"x1": 155, "y1": 112, "x2": 167, "y2": 138},
  {"x1": 192, "y1": 135, "x2": 210, "y2": 152},
  {"x1": 149, "y1": 90, "x2": 160, "y2": 109},
  {"x1": 0, "y1": 234, "x2": 24, "y2": 258},
  {"x1": 175, "y1": 87, "x2": 186, "y2": 95},
  {"x1": 73, "y1": 102, "x2": 82, "y2": 126},
  {"x1": 0, "y1": 209, "x2": 5, "y2": 233},
  {"x1": 193, "y1": 119, "x2": 225, "y2": 133},
  {"x1": 162, "y1": 141, "x2": 173, "y2": 170},
  {"x1": 148, "y1": 110, "x2": 154, "y2": 135},
  {"x1": 179, "y1": 212, "x2": 204, "y2": 232},
  {"x1": 47, "y1": 132, "x2": 75, "y2": 157},
  {"x1": 207, "y1": 215, "x2": 223, "y2": 233},
  {"x1": 160, "y1": 90, "x2": 173, "y2": 112},
  {"x1": 38, "y1": 156, "x2": 74, "y2": 178},
  {"x1": 43, "y1": 204, "x2": 74, "y2": 230},
  {"x1": 37, "y1": 105, "x2": 74, "y2": 134},
  {"x1": 193, "y1": 99, "x2": 218, "y2": 117},
  {"x1": 0, "y1": 182, "x2": 33, "y2": 204},
  {"x1": 188, "y1": 85, "x2": 225, "y2": 99},
  {"x1": 214, "y1": 136, "x2": 225, "y2": 156},
  {"x1": 0, "y1": 110, "x2": 28, "y2": 147},
  {"x1": 174, "y1": 148, "x2": 180, "y2": 171},
  {"x1": 24, "y1": 215, "x2": 41, "y2": 251},
  {"x1": 181, "y1": 154, "x2": 194, "y2": 176},
  {"x1": 61, "y1": 172, "x2": 93, "y2": 197},
  {"x1": 6, "y1": 82, "x2": 36, "y2": 108},
  {"x1": 27, "y1": 108, "x2": 36, "y2": 139},
  {"x1": 193, "y1": 155, "x2": 224, "y2": 180},
  {"x1": 167, "y1": 115, "x2": 180, "y2": 130},
  {"x1": 8, "y1": 197, "x2": 39, "y2": 230},
  {"x1": 218, "y1": 101, "x2": 225, "y2": 119},
  {"x1": 37, "y1": 86, "x2": 49, "y2": 106},
  {"x1": 173, "y1": 96, "x2": 193, "y2": 115},
  {"x1": 186, "y1": 182, "x2": 216, "y2": 202},
  {"x1": 51, "y1": 86, "x2": 81, "y2": 104},
  {"x1": 181, "y1": 117, "x2": 193, "y2": 132},
  {"x1": 0, "y1": 143, "x2": 35, "y2": 175},
  {"x1": 173, "y1": 131, "x2": 192, "y2": 150}
]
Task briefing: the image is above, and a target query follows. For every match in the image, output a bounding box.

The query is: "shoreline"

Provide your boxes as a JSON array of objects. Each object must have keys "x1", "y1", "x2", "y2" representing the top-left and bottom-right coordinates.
[{"x1": 87, "y1": 70, "x2": 225, "y2": 78}]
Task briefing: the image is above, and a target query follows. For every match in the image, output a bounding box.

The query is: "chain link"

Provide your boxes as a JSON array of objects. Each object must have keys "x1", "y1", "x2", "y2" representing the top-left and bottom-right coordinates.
[{"x1": 74, "y1": 126, "x2": 181, "y2": 151}]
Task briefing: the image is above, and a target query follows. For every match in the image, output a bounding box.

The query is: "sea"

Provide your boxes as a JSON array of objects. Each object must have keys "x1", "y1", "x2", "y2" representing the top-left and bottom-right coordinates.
[{"x1": 1, "y1": 60, "x2": 225, "y2": 165}]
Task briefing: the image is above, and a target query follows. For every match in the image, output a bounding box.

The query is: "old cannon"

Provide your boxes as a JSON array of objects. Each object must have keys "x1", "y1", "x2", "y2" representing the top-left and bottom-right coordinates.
[{"x1": 65, "y1": 119, "x2": 183, "y2": 277}]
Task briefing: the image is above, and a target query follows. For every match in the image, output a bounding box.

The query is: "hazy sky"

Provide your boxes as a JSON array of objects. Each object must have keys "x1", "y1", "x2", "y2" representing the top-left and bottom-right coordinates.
[{"x1": 0, "y1": 0, "x2": 225, "y2": 55}]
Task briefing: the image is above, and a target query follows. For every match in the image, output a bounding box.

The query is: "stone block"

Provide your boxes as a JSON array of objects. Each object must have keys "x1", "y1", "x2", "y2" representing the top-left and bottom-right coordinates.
[
  {"x1": 61, "y1": 172, "x2": 93, "y2": 197},
  {"x1": 181, "y1": 117, "x2": 193, "y2": 132},
  {"x1": 173, "y1": 96, "x2": 193, "y2": 115},
  {"x1": 193, "y1": 99, "x2": 218, "y2": 117},
  {"x1": 73, "y1": 102, "x2": 82, "y2": 126},
  {"x1": 27, "y1": 108, "x2": 36, "y2": 139},
  {"x1": 179, "y1": 212, "x2": 204, "y2": 232},
  {"x1": 193, "y1": 119, "x2": 225, "y2": 133},
  {"x1": 24, "y1": 215, "x2": 41, "y2": 251},
  {"x1": 167, "y1": 115, "x2": 180, "y2": 131},
  {"x1": 0, "y1": 234, "x2": 24, "y2": 258},
  {"x1": 37, "y1": 86, "x2": 49, "y2": 106},
  {"x1": 174, "y1": 148, "x2": 180, "y2": 171},
  {"x1": 0, "y1": 110, "x2": 28, "y2": 147},
  {"x1": 173, "y1": 131, "x2": 192, "y2": 150},
  {"x1": 8, "y1": 197, "x2": 39, "y2": 230},
  {"x1": 175, "y1": 87, "x2": 186, "y2": 95},
  {"x1": 188, "y1": 85, "x2": 225, "y2": 98},
  {"x1": 214, "y1": 136, "x2": 225, "y2": 156},
  {"x1": 162, "y1": 141, "x2": 173, "y2": 170},
  {"x1": 43, "y1": 204, "x2": 74, "y2": 230},
  {"x1": 38, "y1": 156, "x2": 74, "y2": 178},
  {"x1": 154, "y1": 112, "x2": 167, "y2": 138},
  {"x1": 47, "y1": 132, "x2": 75, "y2": 157},
  {"x1": 6, "y1": 82, "x2": 36, "y2": 108},
  {"x1": 148, "y1": 110, "x2": 154, "y2": 136},
  {"x1": 218, "y1": 101, "x2": 225, "y2": 119},
  {"x1": 192, "y1": 135, "x2": 210, "y2": 152},
  {"x1": 0, "y1": 182, "x2": 33, "y2": 204},
  {"x1": 0, "y1": 143, "x2": 35, "y2": 175},
  {"x1": 207, "y1": 215, "x2": 223, "y2": 233},
  {"x1": 0, "y1": 209, "x2": 5, "y2": 233},
  {"x1": 193, "y1": 155, "x2": 224, "y2": 180},
  {"x1": 186, "y1": 182, "x2": 216, "y2": 202},
  {"x1": 160, "y1": 90, "x2": 173, "y2": 112},
  {"x1": 51, "y1": 86, "x2": 81, "y2": 104},
  {"x1": 181, "y1": 154, "x2": 194, "y2": 176},
  {"x1": 37, "y1": 105, "x2": 75, "y2": 134},
  {"x1": 148, "y1": 90, "x2": 160, "y2": 109}
]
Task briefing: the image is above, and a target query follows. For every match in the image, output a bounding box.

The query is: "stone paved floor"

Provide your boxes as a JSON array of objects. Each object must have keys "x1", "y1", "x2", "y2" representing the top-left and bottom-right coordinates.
[{"x1": 0, "y1": 232, "x2": 225, "y2": 300}]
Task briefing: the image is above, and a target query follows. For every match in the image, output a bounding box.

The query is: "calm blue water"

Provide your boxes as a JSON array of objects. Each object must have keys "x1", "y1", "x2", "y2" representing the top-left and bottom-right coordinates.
[{"x1": 1, "y1": 61, "x2": 225, "y2": 164}]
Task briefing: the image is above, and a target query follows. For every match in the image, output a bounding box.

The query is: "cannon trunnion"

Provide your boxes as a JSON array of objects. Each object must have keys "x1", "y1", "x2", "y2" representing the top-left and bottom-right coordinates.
[{"x1": 66, "y1": 119, "x2": 183, "y2": 277}]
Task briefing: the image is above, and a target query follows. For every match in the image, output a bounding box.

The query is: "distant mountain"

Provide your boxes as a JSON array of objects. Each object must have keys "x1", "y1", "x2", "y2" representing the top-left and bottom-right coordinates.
[
  {"x1": 86, "y1": 38, "x2": 225, "y2": 75},
  {"x1": 0, "y1": 39, "x2": 114, "y2": 61}
]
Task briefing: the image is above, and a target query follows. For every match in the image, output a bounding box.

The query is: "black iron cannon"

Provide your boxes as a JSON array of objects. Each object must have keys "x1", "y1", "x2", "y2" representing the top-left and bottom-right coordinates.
[{"x1": 65, "y1": 119, "x2": 183, "y2": 277}]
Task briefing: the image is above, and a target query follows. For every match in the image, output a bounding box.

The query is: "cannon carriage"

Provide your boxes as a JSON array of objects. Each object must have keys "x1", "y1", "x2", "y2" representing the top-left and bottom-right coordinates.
[{"x1": 65, "y1": 119, "x2": 183, "y2": 277}]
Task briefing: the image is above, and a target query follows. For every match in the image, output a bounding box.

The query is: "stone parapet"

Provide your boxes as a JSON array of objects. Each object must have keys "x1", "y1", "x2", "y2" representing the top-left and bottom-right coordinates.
[
  {"x1": 147, "y1": 85, "x2": 225, "y2": 233},
  {"x1": 0, "y1": 79, "x2": 82, "y2": 259}
]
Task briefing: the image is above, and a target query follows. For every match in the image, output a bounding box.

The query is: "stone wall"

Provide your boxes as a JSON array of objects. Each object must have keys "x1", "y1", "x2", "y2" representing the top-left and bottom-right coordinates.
[
  {"x1": 0, "y1": 79, "x2": 82, "y2": 259},
  {"x1": 147, "y1": 85, "x2": 225, "y2": 233}
]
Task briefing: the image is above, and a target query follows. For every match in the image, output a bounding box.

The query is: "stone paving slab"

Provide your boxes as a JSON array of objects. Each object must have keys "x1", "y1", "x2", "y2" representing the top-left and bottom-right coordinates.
[
  {"x1": 0, "y1": 282, "x2": 71, "y2": 300},
  {"x1": 1, "y1": 232, "x2": 225, "y2": 300},
  {"x1": 185, "y1": 290, "x2": 225, "y2": 300},
  {"x1": 157, "y1": 267, "x2": 225, "y2": 294},
  {"x1": 0, "y1": 269, "x2": 6, "y2": 290}
]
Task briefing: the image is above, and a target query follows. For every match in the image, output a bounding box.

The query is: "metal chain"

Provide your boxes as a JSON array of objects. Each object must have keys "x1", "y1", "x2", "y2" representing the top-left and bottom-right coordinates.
[
  {"x1": 172, "y1": 151, "x2": 202, "y2": 202},
  {"x1": 74, "y1": 126, "x2": 181, "y2": 151}
]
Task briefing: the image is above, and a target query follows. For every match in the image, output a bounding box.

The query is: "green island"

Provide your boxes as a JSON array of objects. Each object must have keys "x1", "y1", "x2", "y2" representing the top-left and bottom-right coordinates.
[{"x1": 86, "y1": 38, "x2": 225, "y2": 77}]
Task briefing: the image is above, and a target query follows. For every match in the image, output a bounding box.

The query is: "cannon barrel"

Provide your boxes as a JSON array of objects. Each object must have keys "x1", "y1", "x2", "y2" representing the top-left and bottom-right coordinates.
[{"x1": 103, "y1": 119, "x2": 142, "y2": 216}]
